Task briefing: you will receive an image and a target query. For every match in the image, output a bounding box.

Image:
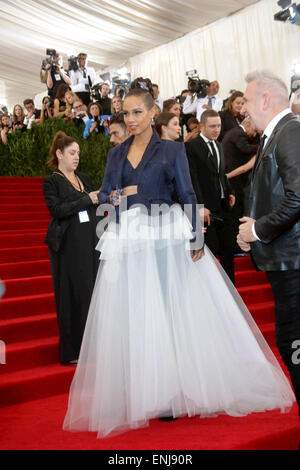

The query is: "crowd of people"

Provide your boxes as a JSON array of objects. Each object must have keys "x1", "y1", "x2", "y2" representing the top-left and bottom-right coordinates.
[{"x1": 2, "y1": 55, "x2": 300, "y2": 439}]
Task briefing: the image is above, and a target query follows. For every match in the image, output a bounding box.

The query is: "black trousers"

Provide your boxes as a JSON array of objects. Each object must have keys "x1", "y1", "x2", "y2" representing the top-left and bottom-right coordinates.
[{"x1": 266, "y1": 269, "x2": 300, "y2": 417}]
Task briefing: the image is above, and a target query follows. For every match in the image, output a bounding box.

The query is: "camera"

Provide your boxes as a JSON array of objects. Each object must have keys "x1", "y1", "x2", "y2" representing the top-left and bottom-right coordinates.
[
  {"x1": 68, "y1": 55, "x2": 79, "y2": 72},
  {"x1": 186, "y1": 70, "x2": 210, "y2": 99},
  {"x1": 41, "y1": 49, "x2": 58, "y2": 72}
]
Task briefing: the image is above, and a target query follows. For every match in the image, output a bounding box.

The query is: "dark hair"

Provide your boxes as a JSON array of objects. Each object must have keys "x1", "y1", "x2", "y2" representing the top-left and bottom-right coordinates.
[
  {"x1": 154, "y1": 112, "x2": 177, "y2": 137},
  {"x1": 187, "y1": 117, "x2": 199, "y2": 128},
  {"x1": 48, "y1": 131, "x2": 78, "y2": 170},
  {"x1": 125, "y1": 77, "x2": 155, "y2": 109},
  {"x1": 162, "y1": 99, "x2": 177, "y2": 112},
  {"x1": 23, "y1": 99, "x2": 34, "y2": 106},
  {"x1": 109, "y1": 112, "x2": 126, "y2": 132},
  {"x1": 55, "y1": 83, "x2": 70, "y2": 101},
  {"x1": 200, "y1": 109, "x2": 220, "y2": 125},
  {"x1": 87, "y1": 101, "x2": 103, "y2": 117}
]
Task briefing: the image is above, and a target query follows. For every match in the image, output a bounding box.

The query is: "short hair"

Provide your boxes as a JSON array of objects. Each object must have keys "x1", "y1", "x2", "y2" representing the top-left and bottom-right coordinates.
[
  {"x1": 109, "y1": 112, "x2": 126, "y2": 132},
  {"x1": 23, "y1": 99, "x2": 34, "y2": 107},
  {"x1": 154, "y1": 112, "x2": 177, "y2": 137},
  {"x1": 200, "y1": 109, "x2": 220, "y2": 125},
  {"x1": 187, "y1": 117, "x2": 199, "y2": 127},
  {"x1": 152, "y1": 84, "x2": 159, "y2": 89},
  {"x1": 245, "y1": 70, "x2": 289, "y2": 103},
  {"x1": 78, "y1": 53, "x2": 87, "y2": 59},
  {"x1": 163, "y1": 99, "x2": 177, "y2": 112}
]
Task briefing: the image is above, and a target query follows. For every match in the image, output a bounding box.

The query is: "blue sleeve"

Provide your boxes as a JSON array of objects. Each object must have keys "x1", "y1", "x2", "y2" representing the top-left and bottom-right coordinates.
[
  {"x1": 83, "y1": 119, "x2": 92, "y2": 139},
  {"x1": 97, "y1": 149, "x2": 114, "y2": 204}
]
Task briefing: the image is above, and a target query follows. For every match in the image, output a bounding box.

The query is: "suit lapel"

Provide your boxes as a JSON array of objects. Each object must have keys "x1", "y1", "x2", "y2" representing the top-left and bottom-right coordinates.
[
  {"x1": 197, "y1": 136, "x2": 218, "y2": 174},
  {"x1": 136, "y1": 130, "x2": 161, "y2": 177},
  {"x1": 253, "y1": 113, "x2": 295, "y2": 177},
  {"x1": 115, "y1": 135, "x2": 134, "y2": 188}
]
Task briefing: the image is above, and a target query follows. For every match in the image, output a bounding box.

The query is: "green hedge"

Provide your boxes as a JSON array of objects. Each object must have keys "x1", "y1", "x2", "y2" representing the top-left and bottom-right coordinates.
[{"x1": 0, "y1": 118, "x2": 112, "y2": 189}]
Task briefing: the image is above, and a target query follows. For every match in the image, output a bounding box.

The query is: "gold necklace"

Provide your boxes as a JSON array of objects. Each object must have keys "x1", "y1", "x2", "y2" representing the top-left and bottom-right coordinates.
[{"x1": 53, "y1": 170, "x2": 89, "y2": 195}]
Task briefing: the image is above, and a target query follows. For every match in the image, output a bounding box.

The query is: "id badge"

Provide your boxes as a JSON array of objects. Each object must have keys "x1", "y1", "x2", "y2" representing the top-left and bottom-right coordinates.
[
  {"x1": 78, "y1": 210, "x2": 90, "y2": 223},
  {"x1": 55, "y1": 74, "x2": 61, "y2": 81}
]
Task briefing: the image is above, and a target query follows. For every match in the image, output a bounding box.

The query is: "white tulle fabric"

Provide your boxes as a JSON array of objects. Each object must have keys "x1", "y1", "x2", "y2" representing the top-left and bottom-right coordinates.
[{"x1": 63, "y1": 205, "x2": 295, "y2": 438}]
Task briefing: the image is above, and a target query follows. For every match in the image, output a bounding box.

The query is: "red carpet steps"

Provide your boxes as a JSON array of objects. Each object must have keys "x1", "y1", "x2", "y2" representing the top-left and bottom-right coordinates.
[{"x1": 0, "y1": 176, "x2": 299, "y2": 449}]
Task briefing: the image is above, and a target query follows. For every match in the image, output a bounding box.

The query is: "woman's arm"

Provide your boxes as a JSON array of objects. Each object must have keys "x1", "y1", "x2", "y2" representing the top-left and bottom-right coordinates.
[
  {"x1": 226, "y1": 155, "x2": 255, "y2": 179},
  {"x1": 43, "y1": 177, "x2": 95, "y2": 220},
  {"x1": 53, "y1": 99, "x2": 65, "y2": 118}
]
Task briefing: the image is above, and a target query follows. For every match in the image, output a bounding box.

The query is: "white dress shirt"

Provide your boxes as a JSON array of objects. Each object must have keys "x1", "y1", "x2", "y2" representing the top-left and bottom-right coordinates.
[
  {"x1": 69, "y1": 66, "x2": 96, "y2": 93},
  {"x1": 252, "y1": 108, "x2": 291, "y2": 241},
  {"x1": 183, "y1": 94, "x2": 223, "y2": 120}
]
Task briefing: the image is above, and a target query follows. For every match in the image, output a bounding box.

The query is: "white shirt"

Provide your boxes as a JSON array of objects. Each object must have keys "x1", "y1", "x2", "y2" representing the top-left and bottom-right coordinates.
[
  {"x1": 183, "y1": 94, "x2": 223, "y2": 120},
  {"x1": 200, "y1": 132, "x2": 225, "y2": 198},
  {"x1": 252, "y1": 108, "x2": 291, "y2": 241},
  {"x1": 69, "y1": 66, "x2": 96, "y2": 93},
  {"x1": 155, "y1": 96, "x2": 163, "y2": 111}
]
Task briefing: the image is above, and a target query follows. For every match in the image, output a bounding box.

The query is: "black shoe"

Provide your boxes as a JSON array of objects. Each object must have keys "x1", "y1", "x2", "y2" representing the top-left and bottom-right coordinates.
[{"x1": 159, "y1": 416, "x2": 178, "y2": 422}]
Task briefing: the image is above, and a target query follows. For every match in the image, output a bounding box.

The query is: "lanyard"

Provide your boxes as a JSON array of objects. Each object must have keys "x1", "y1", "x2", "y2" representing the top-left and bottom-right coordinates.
[{"x1": 53, "y1": 170, "x2": 89, "y2": 195}]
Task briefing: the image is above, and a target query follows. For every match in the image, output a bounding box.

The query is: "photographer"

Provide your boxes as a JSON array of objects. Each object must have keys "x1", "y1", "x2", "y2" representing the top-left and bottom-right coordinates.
[
  {"x1": 12, "y1": 104, "x2": 27, "y2": 132},
  {"x1": 69, "y1": 53, "x2": 96, "y2": 106},
  {"x1": 0, "y1": 114, "x2": 12, "y2": 145},
  {"x1": 72, "y1": 99, "x2": 89, "y2": 128},
  {"x1": 183, "y1": 80, "x2": 223, "y2": 120},
  {"x1": 83, "y1": 102, "x2": 105, "y2": 139},
  {"x1": 45, "y1": 53, "x2": 71, "y2": 100},
  {"x1": 96, "y1": 83, "x2": 111, "y2": 115},
  {"x1": 40, "y1": 96, "x2": 54, "y2": 123}
]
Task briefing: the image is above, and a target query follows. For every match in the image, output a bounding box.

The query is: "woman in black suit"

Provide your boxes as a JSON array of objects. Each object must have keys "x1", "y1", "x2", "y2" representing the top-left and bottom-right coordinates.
[
  {"x1": 43, "y1": 131, "x2": 100, "y2": 365},
  {"x1": 218, "y1": 91, "x2": 244, "y2": 142}
]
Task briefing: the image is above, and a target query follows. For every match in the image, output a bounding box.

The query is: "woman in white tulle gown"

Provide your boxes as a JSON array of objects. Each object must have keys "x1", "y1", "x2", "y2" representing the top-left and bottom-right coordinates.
[{"x1": 63, "y1": 79, "x2": 295, "y2": 438}]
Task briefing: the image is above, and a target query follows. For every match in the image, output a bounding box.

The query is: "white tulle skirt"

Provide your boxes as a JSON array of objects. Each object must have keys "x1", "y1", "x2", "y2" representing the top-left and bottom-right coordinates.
[{"x1": 63, "y1": 205, "x2": 295, "y2": 438}]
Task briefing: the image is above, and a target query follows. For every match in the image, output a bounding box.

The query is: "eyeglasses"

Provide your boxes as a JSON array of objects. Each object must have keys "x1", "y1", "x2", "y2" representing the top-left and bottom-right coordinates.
[{"x1": 74, "y1": 105, "x2": 82, "y2": 109}]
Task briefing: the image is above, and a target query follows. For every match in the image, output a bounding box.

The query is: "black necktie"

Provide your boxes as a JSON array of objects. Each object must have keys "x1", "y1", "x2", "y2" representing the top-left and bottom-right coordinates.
[{"x1": 207, "y1": 141, "x2": 219, "y2": 172}]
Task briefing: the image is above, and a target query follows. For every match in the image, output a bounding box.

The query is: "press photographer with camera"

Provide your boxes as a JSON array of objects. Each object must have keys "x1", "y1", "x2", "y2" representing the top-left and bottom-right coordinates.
[
  {"x1": 40, "y1": 96, "x2": 54, "y2": 123},
  {"x1": 12, "y1": 104, "x2": 27, "y2": 132},
  {"x1": 23, "y1": 99, "x2": 41, "y2": 129},
  {"x1": 72, "y1": 99, "x2": 89, "y2": 128},
  {"x1": 83, "y1": 102, "x2": 105, "y2": 139},
  {"x1": 96, "y1": 83, "x2": 111, "y2": 115},
  {"x1": 42, "y1": 50, "x2": 71, "y2": 100},
  {"x1": 183, "y1": 77, "x2": 223, "y2": 120},
  {"x1": 68, "y1": 53, "x2": 96, "y2": 106}
]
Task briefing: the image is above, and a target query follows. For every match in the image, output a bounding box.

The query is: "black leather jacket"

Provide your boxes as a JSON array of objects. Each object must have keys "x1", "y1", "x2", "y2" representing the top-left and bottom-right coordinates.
[{"x1": 247, "y1": 113, "x2": 300, "y2": 271}]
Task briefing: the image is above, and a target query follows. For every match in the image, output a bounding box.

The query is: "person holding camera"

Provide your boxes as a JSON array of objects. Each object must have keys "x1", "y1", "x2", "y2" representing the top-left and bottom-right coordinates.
[
  {"x1": 23, "y1": 99, "x2": 41, "y2": 129},
  {"x1": 45, "y1": 53, "x2": 71, "y2": 100},
  {"x1": 183, "y1": 80, "x2": 223, "y2": 121},
  {"x1": 40, "y1": 96, "x2": 54, "y2": 123},
  {"x1": 69, "y1": 53, "x2": 96, "y2": 106},
  {"x1": 0, "y1": 114, "x2": 12, "y2": 145},
  {"x1": 72, "y1": 99, "x2": 89, "y2": 128},
  {"x1": 83, "y1": 102, "x2": 105, "y2": 139}
]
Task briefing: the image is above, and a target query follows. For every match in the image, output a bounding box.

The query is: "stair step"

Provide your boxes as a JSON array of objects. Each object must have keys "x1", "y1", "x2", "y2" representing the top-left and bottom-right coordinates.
[
  {"x1": 0, "y1": 204, "x2": 47, "y2": 213},
  {"x1": 237, "y1": 284, "x2": 273, "y2": 303},
  {"x1": 0, "y1": 364, "x2": 75, "y2": 408},
  {"x1": 234, "y1": 256, "x2": 255, "y2": 272},
  {"x1": 235, "y1": 270, "x2": 267, "y2": 287},
  {"x1": 0, "y1": 259, "x2": 50, "y2": 280},
  {"x1": 2, "y1": 275, "x2": 53, "y2": 299},
  {"x1": 0, "y1": 313, "x2": 58, "y2": 343},
  {"x1": 4, "y1": 336, "x2": 59, "y2": 373},
  {"x1": 247, "y1": 301, "x2": 275, "y2": 324},
  {"x1": 0, "y1": 211, "x2": 49, "y2": 221},
  {"x1": 0, "y1": 245, "x2": 49, "y2": 263},
  {"x1": 0, "y1": 176, "x2": 44, "y2": 183},
  {"x1": 0, "y1": 232, "x2": 47, "y2": 249},
  {"x1": 0, "y1": 292, "x2": 55, "y2": 320}
]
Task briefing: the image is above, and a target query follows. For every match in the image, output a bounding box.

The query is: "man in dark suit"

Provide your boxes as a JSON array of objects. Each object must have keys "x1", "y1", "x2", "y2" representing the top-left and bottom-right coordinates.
[
  {"x1": 238, "y1": 70, "x2": 300, "y2": 417},
  {"x1": 185, "y1": 109, "x2": 236, "y2": 283},
  {"x1": 222, "y1": 118, "x2": 258, "y2": 254}
]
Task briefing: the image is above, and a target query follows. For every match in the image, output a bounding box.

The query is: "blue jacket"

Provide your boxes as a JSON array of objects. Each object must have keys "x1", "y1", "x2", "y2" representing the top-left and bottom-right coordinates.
[{"x1": 98, "y1": 130, "x2": 196, "y2": 207}]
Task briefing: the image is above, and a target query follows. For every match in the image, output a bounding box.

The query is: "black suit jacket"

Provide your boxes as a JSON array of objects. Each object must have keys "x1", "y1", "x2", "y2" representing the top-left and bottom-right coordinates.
[
  {"x1": 43, "y1": 171, "x2": 95, "y2": 252},
  {"x1": 222, "y1": 126, "x2": 258, "y2": 193},
  {"x1": 185, "y1": 134, "x2": 233, "y2": 217},
  {"x1": 248, "y1": 112, "x2": 300, "y2": 271}
]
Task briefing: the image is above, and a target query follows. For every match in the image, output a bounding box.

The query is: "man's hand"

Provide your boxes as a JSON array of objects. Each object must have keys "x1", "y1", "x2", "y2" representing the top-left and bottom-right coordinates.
[
  {"x1": 199, "y1": 207, "x2": 211, "y2": 226},
  {"x1": 237, "y1": 234, "x2": 251, "y2": 252},
  {"x1": 238, "y1": 216, "x2": 257, "y2": 243},
  {"x1": 202, "y1": 104, "x2": 212, "y2": 110}
]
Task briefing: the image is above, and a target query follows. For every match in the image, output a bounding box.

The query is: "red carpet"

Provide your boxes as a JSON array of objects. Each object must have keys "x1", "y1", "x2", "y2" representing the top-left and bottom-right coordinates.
[{"x1": 0, "y1": 176, "x2": 299, "y2": 450}]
